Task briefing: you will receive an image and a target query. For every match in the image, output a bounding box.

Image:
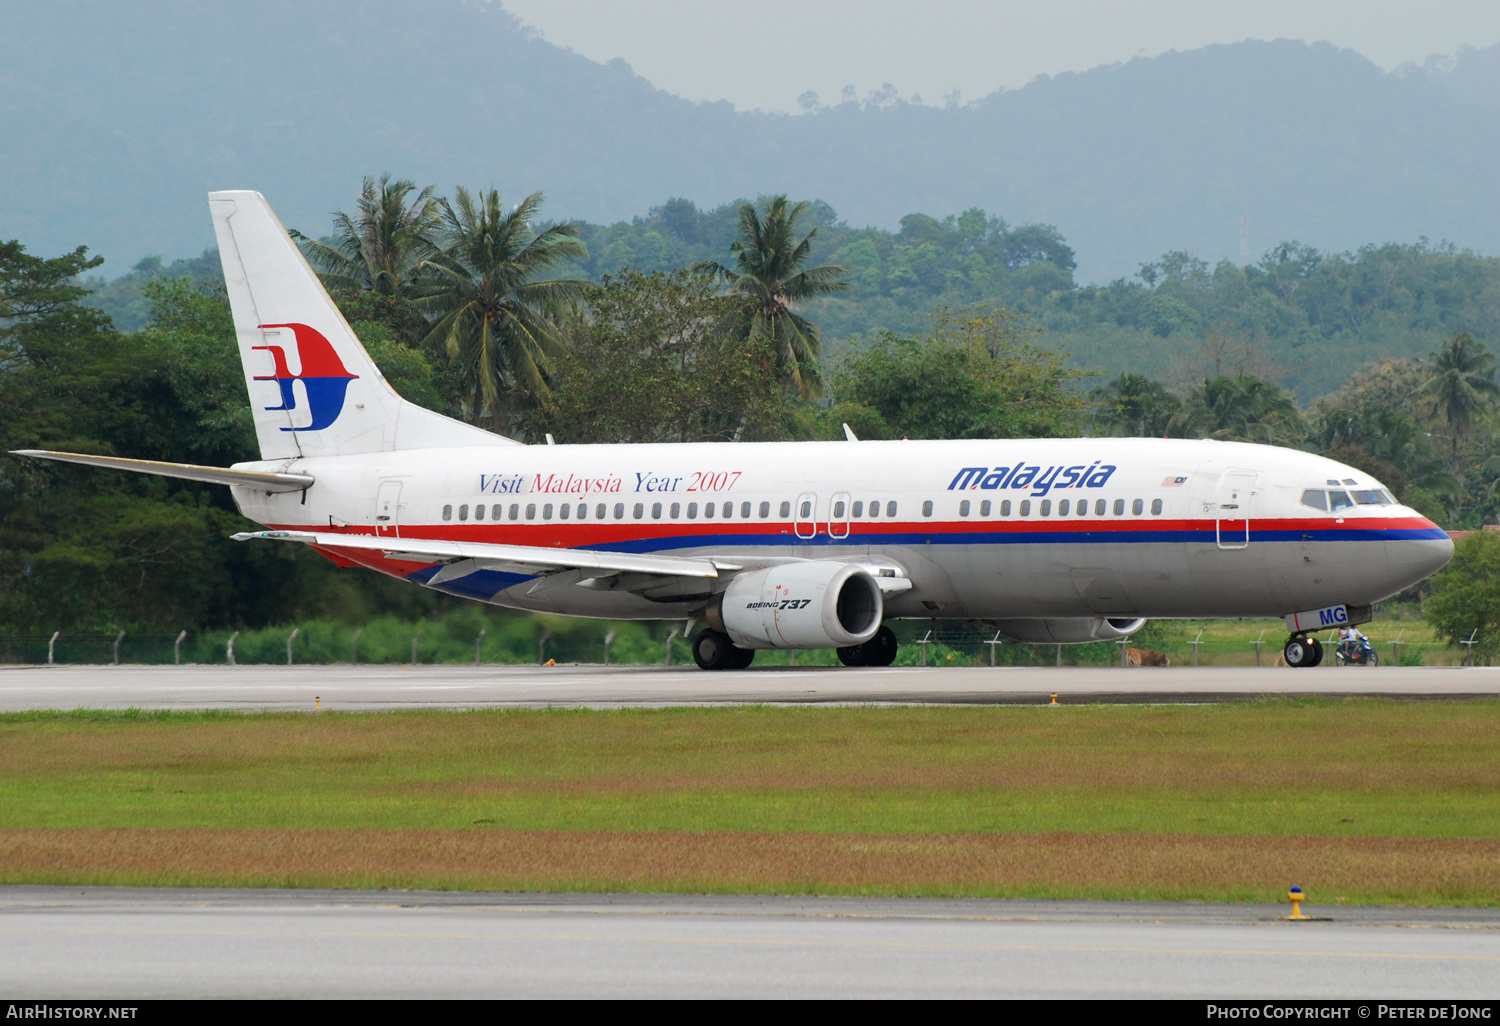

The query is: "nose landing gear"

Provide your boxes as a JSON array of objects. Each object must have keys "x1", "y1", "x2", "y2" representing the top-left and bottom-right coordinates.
[{"x1": 1283, "y1": 634, "x2": 1324, "y2": 668}]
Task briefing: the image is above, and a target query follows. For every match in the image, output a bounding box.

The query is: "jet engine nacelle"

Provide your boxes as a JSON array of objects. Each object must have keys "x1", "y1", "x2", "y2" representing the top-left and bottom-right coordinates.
[
  {"x1": 993, "y1": 617, "x2": 1147, "y2": 644},
  {"x1": 708, "y1": 561, "x2": 884, "y2": 650}
]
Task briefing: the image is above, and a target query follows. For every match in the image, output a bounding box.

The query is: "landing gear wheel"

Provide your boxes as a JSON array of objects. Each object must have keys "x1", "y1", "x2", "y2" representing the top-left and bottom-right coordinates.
[
  {"x1": 728, "y1": 644, "x2": 755, "y2": 669},
  {"x1": 692, "y1": 629, "x2": 736, "y2": 670},
  {"x1": 837, "y1": 641, "x2": 871, "y2": 666},
  {"x1": 1284, "y1": 635, "x2": 1321, "y2": 668},
  {"x1": 866, "y1": 625, "x2": 899, "y2": 667},
  {"x1": 1308, "y1": 637, "x2": 1324, "y2": 667}
]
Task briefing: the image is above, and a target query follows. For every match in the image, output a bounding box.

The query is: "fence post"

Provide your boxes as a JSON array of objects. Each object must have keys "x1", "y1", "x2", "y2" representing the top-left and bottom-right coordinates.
[
  {"x1": 1392, "y1": 629, "x2": 1404, "y2": 668},
  {"x1": 1190, "y1": 629, "x2": 1203, "y2": 668},
  {"x1": 475, "y1": 629, "x2": 486, "y2": 667},
  {"x1": 351, "y1": 628, "x2": 362, "y2": 665},
  {"x1": 985, "y1": 631, "x2": 1002, "y2": 667},
  {"x1": 1461, "y1": 629, "x2": 1478, "y2": 667},
  {"x1": 1055, "y1": 643, "x2": 1062, "y2": 667},
  {"x1": 537, "y1": 629, "x2": 551, "y2": 666},
  {"x1": 112, "y1": 630, "x2": 125, "y2": 666},
  {"x1": 1118, "y1": 638, "x2": 1127, "y2": 668},
  {"x1": 47, "y1": 631, "x2": 59, "y2": 666},
  {"x1": 1252, "y1": 629, "x2": 1265, "y2": 667},
  {"x1": 603, "y1": 629, "x2": 617, "y2": 666},
  {"x1": 664, "y1": 628, "x2": 679, "y2": 665},
  {"x1": 226, "y1": 631, "x2": 239, "y2": 666},
  {"x1": 411, "y1": 629, "x2": 422, "y2": 665},
  {"x1": 918, "y1": 630, "x2": 931, "y2": 667},
  {"x1": 286, "y1": 627, "x2": 299, "y2": 666},
  {"x1": 174, "y1": 630, "x2": 187, "y2": 666}
]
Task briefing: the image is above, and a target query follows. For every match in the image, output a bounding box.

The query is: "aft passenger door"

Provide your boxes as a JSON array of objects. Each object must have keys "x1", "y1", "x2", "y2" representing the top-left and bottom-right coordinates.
[
  {"x1": 828, "y1": 492, "x2": 851, "y2": 540},
  {"x1": 1215, "y1": 471, "x2": 1255, "y2": 550},
  {"x1": 375, "y1": 480, "x2": 402, "y2": 538},
  {"x1": 795, "y1": 492, "x2": 818, "y2": 540}
]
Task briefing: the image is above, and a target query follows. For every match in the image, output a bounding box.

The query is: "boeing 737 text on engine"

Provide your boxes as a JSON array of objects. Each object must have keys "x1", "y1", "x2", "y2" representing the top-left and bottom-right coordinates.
[{"x1": 14, "y1": 191, "x2": 1455, "y2": 670}]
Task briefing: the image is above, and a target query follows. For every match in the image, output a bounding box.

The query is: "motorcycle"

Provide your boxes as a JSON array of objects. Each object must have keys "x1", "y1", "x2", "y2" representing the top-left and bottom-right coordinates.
[{"x1": 1335, "y1": 636, "x2": 1380, "y2": 666}]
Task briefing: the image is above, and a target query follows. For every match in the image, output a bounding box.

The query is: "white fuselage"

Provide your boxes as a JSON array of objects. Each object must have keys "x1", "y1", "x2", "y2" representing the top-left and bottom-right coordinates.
[{"x1": 230, "y1": 436, "x2": 1453, "y2": 626}]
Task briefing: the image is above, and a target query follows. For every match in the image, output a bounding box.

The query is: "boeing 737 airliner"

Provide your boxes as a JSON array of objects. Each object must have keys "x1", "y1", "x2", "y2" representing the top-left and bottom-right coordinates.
[{"x1": 15, "y1": 192, "x2": 1454, "y2": 669}]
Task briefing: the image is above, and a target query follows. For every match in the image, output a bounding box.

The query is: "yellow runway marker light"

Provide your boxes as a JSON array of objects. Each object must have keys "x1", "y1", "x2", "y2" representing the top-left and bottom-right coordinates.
[
  {"x1": 1049, "y1": 693, "x2": 1058, "y2": 706},
  {"x1": 314, "y1": 696, "x2": 320, "y2": 711},
  {"x1": 1282, "y1": 885, "x2": 1314, "y2": 921}
]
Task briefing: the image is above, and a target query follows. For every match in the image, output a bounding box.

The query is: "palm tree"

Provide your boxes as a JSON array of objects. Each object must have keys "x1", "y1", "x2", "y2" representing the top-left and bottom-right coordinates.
[
  {"x1": 692, "y1": 196, "x2": 849, "y2": 398},
  {"x1": 1170, "y1": 374, "x2": 1302, "y2": 444},
  {"x1": 413, "y1": 187, "x2": 591, "y2": 433},
  {"x1": 1421, "y1": 332, "x2": 1498, "y2": 463},
  {"x1": 295, "y1": 174, "x2": 441, "y2": 297},
  {"x1": 1092, "y1": 373, "x2": 1180, "y2": 437}
]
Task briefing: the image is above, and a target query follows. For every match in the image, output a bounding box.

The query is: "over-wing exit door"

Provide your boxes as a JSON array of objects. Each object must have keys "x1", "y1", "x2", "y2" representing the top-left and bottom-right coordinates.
[{"x1": 375, "y1": 480, "x2": 402, "y2": 538}]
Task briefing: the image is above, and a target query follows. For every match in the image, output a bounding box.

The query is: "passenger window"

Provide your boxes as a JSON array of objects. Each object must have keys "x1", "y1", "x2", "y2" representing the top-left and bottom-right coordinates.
[
  {"x1": 687, "y1": 502, "x2": 698, "y2": 519},
  {"x1": 459, "y1": 504, "x2": 469, "y2": 521},
  {"x1": 1019, "y1": 500, "x2": 1031, "y2": 516},
  {"x1": 509, "y1": 504, "x2": 519, "y2": 521},
  {"x1": 475, "y1": 504, "x2": 485, "y2": 521},
  {"x1": 1058, "y1": 499, "x2": 1070, "y2": 516},
  {"x1": 596, "y1": 503, "x2": 606, "y2": 519},
  {"x1": 740, "y1": 502, "x2": 751, "y2": 518},
  {"x1": 1132, "y1": 498, "x2": 1143, "y2": 516},
  {"x1": 869, "y1": 501, "x2": 880, "y2": 517},
  {"x1": 1040, "y1": 499, "x2": 1052, "y2": 516},
  {"x1": 887, "y1": 502, "x2": 897, "y2": 517},
  {"x1": 1151, "y1": 498, "x2": 1163, "y2": 515},
  {"x1": 1301, "y1": 490, "x2": 1327, "y2": 511},
  {"x1": 577, "y1": 503, "x2": 587, "y2": 520},
  {"x1": 780, "y1": 501, "x2": 791, "y2": 518},
  {"x1": 633, "y1": 503, "x2": 644, "y2": 519},
  {"x1": 922, "y1": 500, "x2": 934, "y2": 517},
  {"x1": 958, "y1": 500, "x2": 970, "y2": 517},
  {"x1": 1112, "y1": 499, "x2": 1124, "y2": 516},
  {"x1": 800, "y1": 501, "x2": 812, "y2": 518},
  {"x1": 543, "y1": 504, "x2": 553, "y2": 520},
  {"x1": 1077, "y1": 501, "x2": 1088, "y2": 517},
  {"x1": 705, "y1": 502, "x2": 716, "y2": 517},
  {"x1": 559, "y1": 503, "x2": 569, "y2": 520},
  {"x1": 1329, "y1": 491, "x2": 1353, "y2": 511},
  {"x1": 724, "y1": 502, "x2": 734, "y2": 519},
  {"x1": 834, "y1": 500, "x2": 847, "y2": 518},
  {"x1": 852, "y1": 501, "x2": 864, "y2": 517},
  {"x1": 1095, "y1": 499, "x2": 1106, "y2": 516},
  {"x1": 442, "y1": 504, "x2": 452, "y2": 521},
  {"x1": 614, "y1": 503, "x2": 624, "y2": 519},
  {"x1": 670, "y1": 502, "x2": 680, "y2": 518},
  {"x1": 525, "y1": 504, "x2": 536, "y2": 520},
  {"x1": 1000, "y1": 500, "x2": 1011, "y2": 516},
  {"x1": 980, "y1": 500, "x2": 991, "y2": 517},
  {"x1": 759, "y1": 501, "x2": 770, "y2": 518},
  {"x1": 652, "y1": 502, "x2": 662, "y2": 520}
]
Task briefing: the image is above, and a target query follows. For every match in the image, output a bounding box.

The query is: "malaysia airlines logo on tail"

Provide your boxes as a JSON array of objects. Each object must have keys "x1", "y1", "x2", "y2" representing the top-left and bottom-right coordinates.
[{"x1": 252, "y1": 323, "x2": 358, "y2": 431}]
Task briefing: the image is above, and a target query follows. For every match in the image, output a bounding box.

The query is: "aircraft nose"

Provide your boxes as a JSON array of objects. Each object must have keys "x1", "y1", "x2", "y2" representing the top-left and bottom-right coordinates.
[{"x1": 1385, "y1": 517, "x2": 1453, "y2": 590}]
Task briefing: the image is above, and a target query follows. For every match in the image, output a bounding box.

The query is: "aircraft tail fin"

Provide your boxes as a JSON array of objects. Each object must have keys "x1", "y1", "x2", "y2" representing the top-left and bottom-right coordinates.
[{"x1": 207, "y1": 190, "x2": 518, "y2": 460}]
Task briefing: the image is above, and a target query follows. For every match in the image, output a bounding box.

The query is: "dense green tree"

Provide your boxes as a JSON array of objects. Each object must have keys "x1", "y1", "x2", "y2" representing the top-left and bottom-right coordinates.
[
  {"x1": 1091, "y1": 373, "x2": 1181, "y2": 437},
  {"x1": 692, "y1": 196, "x2": 850, "y2": 398},
  {"x1": 294, "y1": 174, "x2": 441, "y2": 297},
  {"x1": 414, "y1": 188, "x2": 591, "y2": 435},
  {"x1": 1169, "y1": 374, "x2": 1303, "y2": 445},
  {"x1": 1423, "y1": 531, "x2": 1500, "y2": 663},
  {"x1": 533, "y1": 270, "x2": 788, "y2": 444}
]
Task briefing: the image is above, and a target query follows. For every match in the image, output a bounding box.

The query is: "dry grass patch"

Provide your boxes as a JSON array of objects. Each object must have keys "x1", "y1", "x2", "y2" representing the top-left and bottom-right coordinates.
[{"x1": 1, "y1": 829, "x2": 1496, "y2": 905}]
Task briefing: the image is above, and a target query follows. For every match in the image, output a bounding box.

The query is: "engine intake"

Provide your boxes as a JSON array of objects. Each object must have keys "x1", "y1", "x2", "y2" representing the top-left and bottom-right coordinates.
[
  {"x1": 708, "y1": 561, "x2": 883, "y2": 650},
  {"x1": 992, "y1": 617, "x2": 1146, "y2": 644}
]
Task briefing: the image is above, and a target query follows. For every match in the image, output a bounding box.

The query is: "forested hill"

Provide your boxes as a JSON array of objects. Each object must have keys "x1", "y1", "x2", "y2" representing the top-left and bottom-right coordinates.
[{"x1": 5, "y1": 0, "x2": 1500, "y2": 283}]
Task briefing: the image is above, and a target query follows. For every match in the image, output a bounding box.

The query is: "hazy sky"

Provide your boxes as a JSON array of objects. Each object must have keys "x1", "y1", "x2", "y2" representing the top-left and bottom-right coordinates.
[{"x1": 500, "y1": 0, "x2": 1500, "y2": 113}]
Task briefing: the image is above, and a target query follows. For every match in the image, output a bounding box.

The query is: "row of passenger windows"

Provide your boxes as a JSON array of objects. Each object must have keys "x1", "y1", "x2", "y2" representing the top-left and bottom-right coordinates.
[
  {"x1": 1300, "y1": 488, "x2": 1394, "y2": 511},
  {"x1": 445, "y1": 500, "x2": 793, "y2": 522},
  {"x1": 940, "y1": 497, "x2": 1162, "y2": 518}
]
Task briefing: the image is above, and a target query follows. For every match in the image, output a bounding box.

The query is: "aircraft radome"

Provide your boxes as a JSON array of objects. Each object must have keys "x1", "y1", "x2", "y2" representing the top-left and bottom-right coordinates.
[{"x1": 14, "y1": 192, "x2": 1454, "y2": 670}]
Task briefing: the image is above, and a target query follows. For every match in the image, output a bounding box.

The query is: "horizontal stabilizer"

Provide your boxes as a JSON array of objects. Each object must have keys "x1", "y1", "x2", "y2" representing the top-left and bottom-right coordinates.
[
  {"x1": 232, "y1": 529, "x2": 728, "y2": 579},
  {"x1": 13, "y1": 450, "x2": 314, "y2": 492}
]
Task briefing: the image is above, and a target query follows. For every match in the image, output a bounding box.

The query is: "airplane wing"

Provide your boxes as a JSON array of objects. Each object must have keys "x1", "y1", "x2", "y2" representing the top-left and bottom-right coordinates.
[
  {"x1": 12, "y1": 450, "x2": 314, "y2": 492},
  {"x1": 232, "y1": 529, "x2": 737, "y2": 581}
]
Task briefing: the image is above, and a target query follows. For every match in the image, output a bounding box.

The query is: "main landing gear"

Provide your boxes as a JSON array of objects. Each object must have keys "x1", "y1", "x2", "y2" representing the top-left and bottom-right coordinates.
[
  {"x1": 1283, "y1": 634, "x2": 1324, "y2": 668},
  {"x1": 837, "y1": 625, "x2": 899, "y2": 667},
  {"x1": 691, "y1": 629, "x2": 756, "y2": 670}
]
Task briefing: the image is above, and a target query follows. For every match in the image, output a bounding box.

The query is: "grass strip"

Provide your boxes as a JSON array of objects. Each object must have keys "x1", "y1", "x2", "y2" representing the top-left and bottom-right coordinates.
[{"x1": 1, "y1": 829, "x2": 1496, "y2": 906}]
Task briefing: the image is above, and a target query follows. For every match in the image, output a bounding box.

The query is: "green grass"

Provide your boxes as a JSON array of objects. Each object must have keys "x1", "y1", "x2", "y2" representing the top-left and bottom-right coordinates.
[{"x1": 3, "y1": 701, "x2": 1496, "y2": 838}]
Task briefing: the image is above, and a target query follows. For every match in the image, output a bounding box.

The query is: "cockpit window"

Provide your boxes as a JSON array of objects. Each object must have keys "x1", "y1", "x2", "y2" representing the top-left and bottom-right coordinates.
[
  {"x1": 1353, "y1": 489, "x2": 1391, "y2": 505},
  {"x1": 1328, "y1": 491, "x2": 1354, "y2": 511},
  {"x1": 1300, "y1": 490, "x2": 1327, "y2": 511}
]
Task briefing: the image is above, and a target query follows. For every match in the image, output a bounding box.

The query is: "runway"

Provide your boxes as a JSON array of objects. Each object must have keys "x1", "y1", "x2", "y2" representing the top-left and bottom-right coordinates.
[
  {"x1": 0, "y1": 662, "x2": 1497, "y2": 711},
  {"x1": 0, "y1": 887, "x2": 1496, "y2": 999}
]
